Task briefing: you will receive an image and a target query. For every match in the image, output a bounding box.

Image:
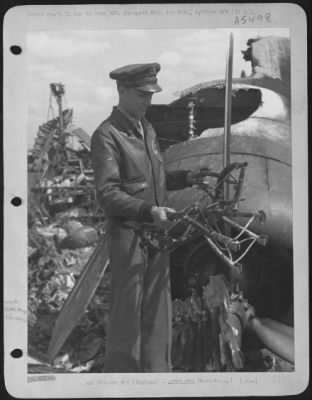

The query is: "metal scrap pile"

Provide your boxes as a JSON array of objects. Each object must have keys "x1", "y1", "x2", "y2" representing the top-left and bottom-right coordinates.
[
  {"x1": 27, "y1": 83, "x2": 109, "y2": 372},
  {"x1": 28, "y1": 84, "x2": 102, "y2": 225},
  {"x1": 27, "y1": 213, "x2": 293, "y2": 373},
  {"x1": 28, "y1": 226, "x2": 111, "y2": 372},
  {"x1": 171, "y1": 276, "x2": 293, "y2": 372}
]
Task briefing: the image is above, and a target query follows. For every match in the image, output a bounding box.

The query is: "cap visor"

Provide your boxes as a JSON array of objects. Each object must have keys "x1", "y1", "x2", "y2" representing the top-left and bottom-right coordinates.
[{"x1": 135, "y1": 83, "x2": 162, "y2": 93}]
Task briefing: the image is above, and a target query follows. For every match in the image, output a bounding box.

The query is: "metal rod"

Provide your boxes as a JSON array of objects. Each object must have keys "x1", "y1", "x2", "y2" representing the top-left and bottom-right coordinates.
[
  {"x1": 222, "y1": 216, "x2": 268, "y2": 246},
  {"x1": 204, "y1": 235, "x2": 240, "y2": 278},
  {"x1": 188, "y1": 99, "x2": 196, "y2": 139},
  {"x1": 50, "y1": 83, "x2": 65, "y2": 143},
  {"x1": 223, "y1": 33, "x2": 234, "y2": 199}
]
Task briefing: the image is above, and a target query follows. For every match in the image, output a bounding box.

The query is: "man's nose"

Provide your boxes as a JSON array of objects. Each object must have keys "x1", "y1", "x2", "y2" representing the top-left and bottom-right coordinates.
[{"x1": 144, "y1": 95, "x2": 153, "y2": 106}]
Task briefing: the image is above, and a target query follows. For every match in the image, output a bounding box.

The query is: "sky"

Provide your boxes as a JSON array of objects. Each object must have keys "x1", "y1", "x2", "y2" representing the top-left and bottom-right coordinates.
[{"x1": 26, "y1": 28, "x2": 290, "y2": 148}]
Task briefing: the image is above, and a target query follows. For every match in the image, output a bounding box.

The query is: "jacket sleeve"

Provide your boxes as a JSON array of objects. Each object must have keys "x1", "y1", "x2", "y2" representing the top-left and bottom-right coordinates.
[
  {"x1": 91, "y1": 128, "x2": 153, "y2": 222},
  {"x1": 165, "y1": 169, "x2": 190, "y2": 191}
]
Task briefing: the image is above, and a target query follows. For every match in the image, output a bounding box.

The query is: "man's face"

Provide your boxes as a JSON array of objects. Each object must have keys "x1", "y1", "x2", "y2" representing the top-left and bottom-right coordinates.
[{"x1": 118, "y1": 86, "x2": 153, "y2": 119}]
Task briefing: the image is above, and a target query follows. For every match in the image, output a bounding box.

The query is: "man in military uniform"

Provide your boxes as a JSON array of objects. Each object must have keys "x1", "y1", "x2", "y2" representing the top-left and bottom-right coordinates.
[{"x1": 91, "y1": 63, "x2": 206, "y2": 372}]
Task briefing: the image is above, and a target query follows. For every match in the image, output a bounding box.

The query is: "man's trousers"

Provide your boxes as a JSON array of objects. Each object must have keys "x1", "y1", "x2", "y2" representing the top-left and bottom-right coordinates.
[{"x1": 103, "y1": 223, "x2": 172, "y2": 372}]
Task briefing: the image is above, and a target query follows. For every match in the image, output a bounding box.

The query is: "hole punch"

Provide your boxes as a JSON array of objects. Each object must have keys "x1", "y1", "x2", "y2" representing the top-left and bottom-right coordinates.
[
  {"x1": 10, "y1": 45, "x2": 22, "y2": 55},
  {"x1": 11, "y1": 349, "x2": 23, "y2": 358},
  {"x1": 11, "y1": 197, "x2": 22, "y2": 206}
]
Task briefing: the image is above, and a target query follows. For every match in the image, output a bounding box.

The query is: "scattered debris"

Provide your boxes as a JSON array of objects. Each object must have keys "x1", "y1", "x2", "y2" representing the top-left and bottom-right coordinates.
[{"x1": 27, "y1": 83, "x2": 109, "y2": 372}]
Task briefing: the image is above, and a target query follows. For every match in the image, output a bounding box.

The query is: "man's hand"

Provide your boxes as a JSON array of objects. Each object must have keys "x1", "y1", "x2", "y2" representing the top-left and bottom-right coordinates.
[
  {"x1": 187, "y1": 167, "x2": 210, "y2": 186},
  {"x1": 150, "y1": 206, "x2": 176, "y2": 229}
]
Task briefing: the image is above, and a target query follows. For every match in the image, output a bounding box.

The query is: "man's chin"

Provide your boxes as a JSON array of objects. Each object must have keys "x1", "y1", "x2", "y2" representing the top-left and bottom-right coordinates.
[{"x1": 131, "y1": 110, "x2": 145, "y2": 119}]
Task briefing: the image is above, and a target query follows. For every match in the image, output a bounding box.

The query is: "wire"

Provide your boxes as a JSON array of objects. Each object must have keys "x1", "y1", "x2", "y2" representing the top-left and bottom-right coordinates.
[
  {"x1": 233, "y1": 214, "x2": 256, "y2": 240},
  {"x1": 233, "y1": 238, "x2": 257, "y2": 265},
  {"x1": 237, "y1": 237, "x2": 255, "y2": 245}
]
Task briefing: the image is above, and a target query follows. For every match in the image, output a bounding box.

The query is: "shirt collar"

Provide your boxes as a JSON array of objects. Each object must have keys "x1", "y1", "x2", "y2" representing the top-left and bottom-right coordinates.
[{"x1": 110, "y1": 106, "x2": 145, "y2": 137}]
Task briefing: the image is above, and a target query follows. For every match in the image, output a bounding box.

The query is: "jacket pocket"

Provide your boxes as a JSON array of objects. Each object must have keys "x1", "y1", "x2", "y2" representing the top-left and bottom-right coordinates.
[{"x1": 122, "y1": 180, "x2": 148, "y2": 198}]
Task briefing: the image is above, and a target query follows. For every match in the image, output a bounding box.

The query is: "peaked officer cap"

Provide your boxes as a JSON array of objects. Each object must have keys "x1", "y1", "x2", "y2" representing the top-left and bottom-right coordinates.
[{"x1": 110, "y1": 63, "x2": 162, "y2": 93}]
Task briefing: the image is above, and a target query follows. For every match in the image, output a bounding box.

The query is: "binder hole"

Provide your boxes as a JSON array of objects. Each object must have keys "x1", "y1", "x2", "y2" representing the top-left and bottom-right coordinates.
[
  {"x1": 11, "y1": 349, "x2": 23, "y2": 358},
  {"x1": 11, "y1": 197, "x2": 22, "y2": 206},
  {"x1": 10, "y1": 45, "x2": 22, "y2": 55}
]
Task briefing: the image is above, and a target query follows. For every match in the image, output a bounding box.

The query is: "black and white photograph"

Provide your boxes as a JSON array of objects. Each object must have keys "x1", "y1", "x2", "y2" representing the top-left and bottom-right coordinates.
[{"x1": 3, "y1": 3, "x2": 309, "y2": 398}]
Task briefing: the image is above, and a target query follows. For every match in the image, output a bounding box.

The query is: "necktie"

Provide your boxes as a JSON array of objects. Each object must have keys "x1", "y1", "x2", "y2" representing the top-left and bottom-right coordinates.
[{"x1": 136, "y1": 120, "x2": 144, "y2": 137}]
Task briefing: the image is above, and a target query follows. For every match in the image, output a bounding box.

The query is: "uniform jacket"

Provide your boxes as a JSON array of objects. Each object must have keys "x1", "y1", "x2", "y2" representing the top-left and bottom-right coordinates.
[{"x1": 91, "y1": 107, "x2": 188, "y2": 223}]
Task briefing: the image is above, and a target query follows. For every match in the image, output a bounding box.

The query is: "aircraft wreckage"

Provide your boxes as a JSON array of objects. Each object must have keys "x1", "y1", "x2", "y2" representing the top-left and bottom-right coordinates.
[{"x1": 28, "y1": 35, "x2": 294, "y2": 372}]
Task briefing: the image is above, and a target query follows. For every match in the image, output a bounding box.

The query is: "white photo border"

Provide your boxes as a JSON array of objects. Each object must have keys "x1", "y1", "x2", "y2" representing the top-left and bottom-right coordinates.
[{"x1": 3, "y1": 3, "x2": 309, "y2": 398}]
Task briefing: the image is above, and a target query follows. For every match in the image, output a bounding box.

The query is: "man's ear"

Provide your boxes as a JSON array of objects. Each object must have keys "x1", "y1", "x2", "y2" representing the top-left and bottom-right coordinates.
[{"x1": 117, "y1": 83, "x2": 126, "y2": 95}]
